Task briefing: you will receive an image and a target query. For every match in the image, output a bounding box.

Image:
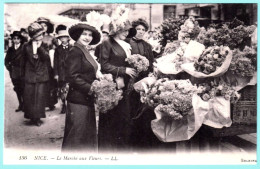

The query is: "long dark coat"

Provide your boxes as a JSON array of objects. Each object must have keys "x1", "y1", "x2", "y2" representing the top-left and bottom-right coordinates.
[
  {"x1": 5, "y1": 44, "x2": 25, "y2": 109},
  {"x1": 62, "y1": 42, "x2": 98, "y2": 152},
  {"x1": 127, "y1": 38, "x2": 160, "y2": 150},
  {"x1": 96, "y1": 37, "x2": 132, "y2": 152},
  {"x1": 54, "y1": 44, "x2": 71, "y2": 82},
  {"x1": 22, "y1": 41, "x2": 50, "y2": 119},
  {"x1": 5, "y1": 44, "x2": 24, "y2": 79}
]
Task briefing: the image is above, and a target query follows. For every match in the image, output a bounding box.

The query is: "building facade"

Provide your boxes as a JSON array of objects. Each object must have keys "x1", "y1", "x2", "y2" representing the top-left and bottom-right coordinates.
[{"x1": 58, "y1": 3, "x2": 257, "y2": 30}]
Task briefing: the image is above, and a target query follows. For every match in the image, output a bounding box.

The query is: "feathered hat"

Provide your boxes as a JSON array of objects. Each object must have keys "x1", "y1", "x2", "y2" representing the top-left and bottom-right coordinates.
[{"x1": 109, "y1": 5, "x2": 136, "y2": 38}]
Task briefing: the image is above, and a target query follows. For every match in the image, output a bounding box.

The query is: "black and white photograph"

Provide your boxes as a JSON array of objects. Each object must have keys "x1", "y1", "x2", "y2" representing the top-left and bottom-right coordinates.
[{"x1": 3, "y1": 2, "x2": 257, "y2": 165}]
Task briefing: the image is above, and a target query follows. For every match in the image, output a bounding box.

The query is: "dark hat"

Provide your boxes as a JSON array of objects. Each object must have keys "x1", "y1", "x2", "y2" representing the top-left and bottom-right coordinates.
[
  {"x1": 132, "y1": 18, "x2": 149, "y2": 32},
  {"x1": 36, "y1": 17, "x2": 54, "y2": 34},
  {"x1": 55, "y1": 24, "x2": 69, "y2": 38},
  {"x1": 68, "y1": 23, "x2": 101, "y2": 45},
  {"x1": 55, "y1": 24, "x2": 67, "y2": 34},
  {"x1": 28, "y1": 22, "x2": 44, "y2": 39},
  {"x1": 10, "y1": 31, "x2": 23, "y2": 40}
]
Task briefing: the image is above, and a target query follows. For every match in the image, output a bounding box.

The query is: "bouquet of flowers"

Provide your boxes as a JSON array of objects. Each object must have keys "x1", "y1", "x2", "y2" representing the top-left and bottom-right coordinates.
[
  {"x1": 181, "y1": 45, "x2": 232, "y2": 78},
  {"x1": 178, "y1": 16, "x2": 201, "y2": 42},
  {"x1": 125, "y1": 54, "x2": 150, "y2": 94},
  {"x1": 91, "y1": 74, "x2": 123, "y2": 113},
  {"x1": 196, "y1": 18, "x2": 256, "y2": 50},
  {"x1": 159, "y1": 17, "x2": 185, "y2": 47},
  {"x1": 197, "y1": 79, "x2": 240, "y2": 103},
  {"x1": 162, "y1": 40, "x2": 180, "y2": 55},
  {"x1": 196, "y1": 27, "x2": 218, "y2": 48},
  {"x1": 229, "y1": 46, "x2": 256, "y2": 77},
  {"x1": 125, "y1": 54, "x2": 149, "y2": 73},
  {"x1": 147, "y1": 79, "x2": 208, "y2": 142},
  {"x1": 140, "y1": 78, "x2": 196, "y2": 115},
  {"x1": 194, "y1": 46, "x2": 230, "y2": 74},
  {"x1": 228, "y1": 24, "x2": 256, "y2": 50}
]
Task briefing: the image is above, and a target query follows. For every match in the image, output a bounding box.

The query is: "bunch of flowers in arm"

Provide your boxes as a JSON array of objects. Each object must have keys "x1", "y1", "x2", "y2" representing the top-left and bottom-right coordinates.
[
  {"x1": 125, "y1": 54, "x2": 149, "y2": 73},
  {"x1": 194, "y1": 45, "x2": 230, "y2": 74},
  {"x1": 229, "y1": 46, "x2": 256, "y2": 77},
  {"x1": 91, "y1": 74, "x2": 123, "y2": 113},
  {"x1": 197, "y1": 79, "x2": 240, "y2": 103},
  {"x1": 125, "y1": 54, "x2": 150, "y2": 94},
  {"x1": 140, "y1": 78, "x2": 197, "y2": 120}
]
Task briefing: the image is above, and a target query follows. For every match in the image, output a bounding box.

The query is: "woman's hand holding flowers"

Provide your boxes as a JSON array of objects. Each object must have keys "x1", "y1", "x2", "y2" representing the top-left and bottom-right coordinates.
[{"x1": 126, "y1": 67, "x2": 137, "y2": 78}]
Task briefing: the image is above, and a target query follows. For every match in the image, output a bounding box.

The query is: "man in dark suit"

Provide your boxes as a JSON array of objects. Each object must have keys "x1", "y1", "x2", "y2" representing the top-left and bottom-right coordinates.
[
  {"x1": 5, "y1": 31, "x2": 25, "y2": 112},
  {"x1": 54, "y1": 25, "x2": 71, "y2": 114}
]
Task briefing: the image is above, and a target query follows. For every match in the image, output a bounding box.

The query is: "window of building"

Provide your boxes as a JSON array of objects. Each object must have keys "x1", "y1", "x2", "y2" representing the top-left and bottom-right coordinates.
[
  {"x1": 163, "y1": 5, "x2": 176, "y2": 19},
  {"x1": 200, "y1": 7, "x2": 211, "y2": 19}
]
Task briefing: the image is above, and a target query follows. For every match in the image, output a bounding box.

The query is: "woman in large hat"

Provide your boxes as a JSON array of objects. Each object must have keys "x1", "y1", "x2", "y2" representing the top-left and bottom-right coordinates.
[
  {"x1": 96, "y1": 15, "x2": 138, "y2": 152},
  {"x1": 36, "y1": 17, "x2": 56, "y2": 49},
  {"x1": 5, "y1": 31, "x2": 25, "y2": 112},
  {"x1": 36, "y1": 17, "x2": 58, "y2": 111},
  {"x1": 61, "y1": 22, "x2": 101, "y2": 153},
  {"x1": 22, "y1": 23, "x2": 50, "y2": 126}
]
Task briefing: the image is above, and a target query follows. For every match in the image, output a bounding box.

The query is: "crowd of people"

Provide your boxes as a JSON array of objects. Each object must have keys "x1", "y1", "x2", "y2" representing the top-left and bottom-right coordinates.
[{"x1": 5, "y1": 12, "x2": 163, "y2": 153}]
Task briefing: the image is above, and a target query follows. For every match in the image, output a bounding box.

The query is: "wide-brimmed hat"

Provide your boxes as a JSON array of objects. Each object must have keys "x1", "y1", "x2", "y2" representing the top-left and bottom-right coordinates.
[
  {"x1": 28, "y1": 22, "x2": 44, "y2": 39},
  {"x1": 10, "y1": 31, "x2": 23, "y2": 40},
  {"x1": 68, "y1": 22, "x2": 101, "y2": 45},
  {"x1": 109, "y1": 20, "x2": 136, "y2": 38},
  {"x1": 36, "y1": 17, "x2": 54, "y2": 34},
  {"x1": 55, "y1": 24, "x2": 70, "y2": 38}
]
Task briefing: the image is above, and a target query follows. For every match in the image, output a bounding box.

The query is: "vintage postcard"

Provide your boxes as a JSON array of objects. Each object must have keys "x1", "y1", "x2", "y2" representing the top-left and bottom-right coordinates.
[{"x1": 1, "y1": 0, "x2": 258, "y2": 167}]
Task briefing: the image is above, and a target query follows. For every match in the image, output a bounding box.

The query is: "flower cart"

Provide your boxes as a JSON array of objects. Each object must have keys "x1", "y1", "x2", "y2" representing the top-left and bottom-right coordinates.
[{"x1": 135, "y1": 17, "x2": 257, "y2": 152}]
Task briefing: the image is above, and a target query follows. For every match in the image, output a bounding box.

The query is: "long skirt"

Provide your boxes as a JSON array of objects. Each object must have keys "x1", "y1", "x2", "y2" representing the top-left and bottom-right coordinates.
[
  {"x1": 23, "y1": 82, "x2": 48, "y2": 119},
  {"x1": 62, "y1": 102, "x2": 97, "y2": 153},
  {"x1": 129, "y1": 90, "x2": 161, "y2": 151},
  {"x1": 98, "y1": 95, "x2": 132, "y2": 153}
]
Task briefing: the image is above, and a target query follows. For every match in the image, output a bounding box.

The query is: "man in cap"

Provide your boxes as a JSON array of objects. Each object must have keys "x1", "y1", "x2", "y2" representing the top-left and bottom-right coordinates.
[{"x1": 54, "y1": 24, "x2": 71, "y2": 114}]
